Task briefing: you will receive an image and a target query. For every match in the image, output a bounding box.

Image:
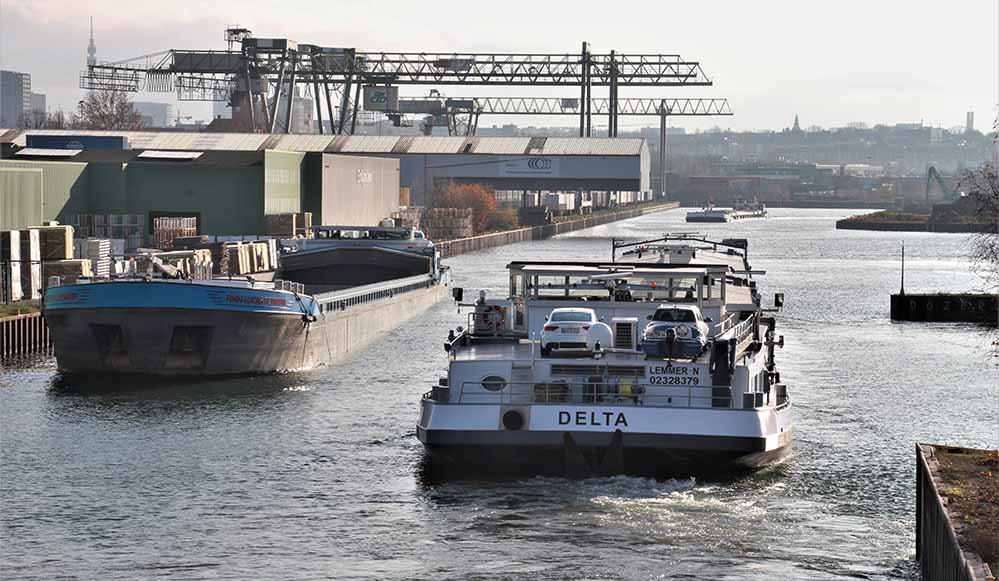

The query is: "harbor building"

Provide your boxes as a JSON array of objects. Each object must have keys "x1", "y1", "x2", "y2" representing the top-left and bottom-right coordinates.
[
  {"x1": 0, "y1": 130, "x2": 651, "y2": 231},
  {"x1": 0, "y1": 137, "x2": 399, "y2": 234}
]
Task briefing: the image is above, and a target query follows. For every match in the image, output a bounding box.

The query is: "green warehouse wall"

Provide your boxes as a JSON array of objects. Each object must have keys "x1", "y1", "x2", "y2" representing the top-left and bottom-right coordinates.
[
  {"x1": 0, "y1": 160, "x2": 88, "y2": 224},
  {"x1": 86, "y1": 162, "x2": 127, "y2": 212},
  {"x1": 263, "y1": 150, "x2": 304, "y2": 215},
  {"x1": 0, "y1": 168, "x2": 44, "y2": 230},
  {"x1": 124, "y1": 163, "x2": 265, "y2": 235}
]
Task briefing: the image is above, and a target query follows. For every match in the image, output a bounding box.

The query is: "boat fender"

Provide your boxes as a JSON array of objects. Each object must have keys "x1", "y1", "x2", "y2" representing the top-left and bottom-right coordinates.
[{"x1": 301, "y1": 314, "x2": 317, "y2": 323}]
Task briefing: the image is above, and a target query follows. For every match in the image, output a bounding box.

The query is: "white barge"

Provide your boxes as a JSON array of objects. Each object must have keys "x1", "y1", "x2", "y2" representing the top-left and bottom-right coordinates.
[
  {"x1": 418, "y1": 234, "x2": 790, "y2": 477},
  {"x1": 686, "y1": 200, "x2": 768, "y2": 223}
]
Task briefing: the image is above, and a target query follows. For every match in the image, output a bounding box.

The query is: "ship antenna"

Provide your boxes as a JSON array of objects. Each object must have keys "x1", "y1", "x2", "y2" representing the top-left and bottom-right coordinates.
[{"x1": 900, "y1": 241, "x2": 905, "y2": 296}]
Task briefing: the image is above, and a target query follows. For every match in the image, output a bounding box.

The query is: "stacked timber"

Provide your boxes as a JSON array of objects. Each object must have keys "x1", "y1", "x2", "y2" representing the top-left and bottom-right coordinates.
[
  {"x1": 133, "y1": 249, "x2": 213, "y2": 279},
  {"x1": 1, "y1": 230, "x2": 23, "y2": 302},
  {"x1": 37, "y1": 225, "x2": 74, "y2": 260},
  {"x1": 152, "y1": 217, "x2": 197, "y2": 249},
  {"x1": 265, "y1": 212, "x2": 312, "y2": 238},
  {"x1": 43, "y1": 259, "x2": 92, "y2": 285},
  {"x1": 18, "y1": 229, "x2": 41, "y2": 300},
  {"x1": 423, "y1": 208, "x2": 473, "y2": 240}
]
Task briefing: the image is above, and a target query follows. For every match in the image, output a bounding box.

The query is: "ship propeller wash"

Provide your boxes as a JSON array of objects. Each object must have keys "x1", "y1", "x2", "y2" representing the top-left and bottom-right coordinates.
[{"x1": 418, "y1": 234, "x2": 790, "y2": 477}]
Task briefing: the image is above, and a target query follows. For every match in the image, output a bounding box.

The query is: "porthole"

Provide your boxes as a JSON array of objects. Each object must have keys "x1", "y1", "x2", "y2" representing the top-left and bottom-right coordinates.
[{"x1": 482, "y1": 375, "x2": 507, "y2": 392}]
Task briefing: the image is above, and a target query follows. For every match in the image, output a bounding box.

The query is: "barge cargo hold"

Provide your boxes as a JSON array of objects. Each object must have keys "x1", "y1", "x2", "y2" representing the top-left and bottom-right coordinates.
[{"x1": 43, "y1": 225, "x2": 450, "y2": 376}]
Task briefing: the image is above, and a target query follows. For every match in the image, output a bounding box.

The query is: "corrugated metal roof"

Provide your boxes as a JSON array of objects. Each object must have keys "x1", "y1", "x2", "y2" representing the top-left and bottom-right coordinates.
[
  {"x1": 540, "y1": 137, "x2": 644, "y2": 156},
  {"x1": 328, "y1": 135, "x2": 401, "y2": 153},
  {"x1": 405, "y1": 136, "x2": 470, "y2": 154},
  {"x1": 3, "y1": 130, "x2": 646, "y2": 156},
  {"x1": 265, "y1": 134, "x2": 336, "y2": 152},
  {"x1": 469, "y1": 137, "x2": 532, "y2": 155},
  {"x1": 9, "y1": 129, "x2": 270, "y2": 151}
]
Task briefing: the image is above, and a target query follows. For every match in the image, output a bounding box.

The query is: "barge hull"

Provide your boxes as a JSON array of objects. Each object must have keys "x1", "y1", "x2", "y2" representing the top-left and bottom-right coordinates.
[
  {"x1": 419, "y1": 433, "x2": 791, "y2": 477},
  {"x1": 45, "y1": 307, "x2": 324, "y2": 375},
  {"x1": 45, "y1": 281, "x2": 448, "y2": 376}
]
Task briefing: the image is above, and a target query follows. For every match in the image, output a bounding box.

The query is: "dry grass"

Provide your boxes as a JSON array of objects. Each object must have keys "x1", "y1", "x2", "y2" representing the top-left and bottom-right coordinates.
[
  {"x1": 0, "y1": 301, "x2": 41, "y2": 317},
  {"x1": 936, "y1": 447, "x2": 999, "y2": 573}
]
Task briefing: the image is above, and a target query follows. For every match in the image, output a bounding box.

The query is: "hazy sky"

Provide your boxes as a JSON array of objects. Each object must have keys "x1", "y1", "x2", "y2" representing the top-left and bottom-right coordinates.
[{"x1": 1, "y1": 0, "x2": 997, "y2": 132}]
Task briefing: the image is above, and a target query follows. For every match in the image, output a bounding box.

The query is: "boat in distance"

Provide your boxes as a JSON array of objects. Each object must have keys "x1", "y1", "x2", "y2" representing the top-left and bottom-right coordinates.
[
  {"x1": 418, "y1": 234, "x2": 791, "y2": 477},
  {"x1": 686, "y1": 199, "x2": 769, "y2": 223}
]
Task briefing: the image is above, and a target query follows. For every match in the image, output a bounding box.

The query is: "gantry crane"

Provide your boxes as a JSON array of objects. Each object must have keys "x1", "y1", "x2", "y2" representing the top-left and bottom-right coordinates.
[{"x1": 80, "y1": 29, "x2": 723, "y2": 137}]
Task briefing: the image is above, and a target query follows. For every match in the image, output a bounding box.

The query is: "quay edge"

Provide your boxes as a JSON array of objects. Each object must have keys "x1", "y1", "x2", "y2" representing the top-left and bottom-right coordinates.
[{"x1": 437, "y1": 202, "x2": 679, "y2": 258}]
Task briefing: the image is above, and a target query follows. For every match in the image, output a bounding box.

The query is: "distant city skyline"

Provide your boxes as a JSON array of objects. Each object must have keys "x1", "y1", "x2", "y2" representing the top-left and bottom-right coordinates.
[{"x1": 1, "y1": 0, "x2": 996, "y2": 133}]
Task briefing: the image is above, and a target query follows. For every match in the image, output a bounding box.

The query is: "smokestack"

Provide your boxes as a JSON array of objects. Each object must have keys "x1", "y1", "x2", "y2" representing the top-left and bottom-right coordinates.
[{"x1": 965, "y1": 111, "x2": 974, "y2": 133}]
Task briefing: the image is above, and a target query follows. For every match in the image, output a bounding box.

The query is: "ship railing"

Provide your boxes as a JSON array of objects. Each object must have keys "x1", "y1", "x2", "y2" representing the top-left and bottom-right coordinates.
[
  {"x1": 313, "y1": 273, "x2": 436, "y2": 313},
  {"x1": 438, "y1": 381, "x2": 746, "y2": 409}
]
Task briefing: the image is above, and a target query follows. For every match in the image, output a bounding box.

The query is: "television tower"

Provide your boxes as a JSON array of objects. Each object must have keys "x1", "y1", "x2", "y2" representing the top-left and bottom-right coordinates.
[{"x1": 87, "y1": 17, "x2": 97, "y2": 66}]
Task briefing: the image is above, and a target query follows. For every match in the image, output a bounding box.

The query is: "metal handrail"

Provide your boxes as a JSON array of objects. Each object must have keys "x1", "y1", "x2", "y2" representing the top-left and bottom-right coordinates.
[
  {"x1": 448, "y1": 380, "x2": 734, "y2": 409},
  {"x1": 314, "y1": 273, "x2": 436, "y2": 312}
]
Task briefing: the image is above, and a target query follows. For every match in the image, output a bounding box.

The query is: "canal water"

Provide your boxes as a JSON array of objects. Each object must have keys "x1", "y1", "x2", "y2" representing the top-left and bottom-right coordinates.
[{"x1": 2, "y1": 208, "x2": 995, "y2": 580}]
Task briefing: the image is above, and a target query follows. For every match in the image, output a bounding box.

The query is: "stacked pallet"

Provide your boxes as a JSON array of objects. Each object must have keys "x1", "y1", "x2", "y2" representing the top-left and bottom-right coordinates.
[
  {"x1": 69, "y1": 214, "x2": 145, "y2": 251},
  {"x1": 152, "y1": 217, "x2": 198, "y2": 250},
  {"x1": 220, "y1": 241, "x2": 279, "y2": 275},
  {"x1": 422, "y1": 208, "x2": 473, "y2": 240},
  {"x1": 1, "y1": 230, "x2": 23, "y2": 302},
  {"x1": 82, "y1": 238, "x2": 112, "y2": 278},
  {"x1": 43, "y1": 259, "x2": 92, "y2": 285},
  {"x1": 393, "y1": 207, "x2": 423, "y2": 230},
  {"x1": 265, "y1": 214, "x2": 297, "y2": 238},
  {"x1": 295, "y1": 212, "x2": 313, "y2": 238}
]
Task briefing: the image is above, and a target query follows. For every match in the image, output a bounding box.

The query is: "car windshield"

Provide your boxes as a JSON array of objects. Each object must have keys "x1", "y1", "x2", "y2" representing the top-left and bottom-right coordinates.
[
  {"x1": 653, "y1": 309, "x2": 695, "y2": 322},
  {"x1": 551, "y1": 312, "x2": 592, "y2": 323}
]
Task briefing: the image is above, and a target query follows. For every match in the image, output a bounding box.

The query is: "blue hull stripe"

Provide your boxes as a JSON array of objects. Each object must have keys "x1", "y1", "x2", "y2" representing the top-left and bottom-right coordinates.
[{"x1": 44, "y1": 282, "x2": 316, "y2": 316}]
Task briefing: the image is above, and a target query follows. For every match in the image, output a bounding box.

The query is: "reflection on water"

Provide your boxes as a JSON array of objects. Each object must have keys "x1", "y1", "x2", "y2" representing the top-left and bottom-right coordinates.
[{"x1": 1, "y1": 209, "x2": 995, "y2": 580}]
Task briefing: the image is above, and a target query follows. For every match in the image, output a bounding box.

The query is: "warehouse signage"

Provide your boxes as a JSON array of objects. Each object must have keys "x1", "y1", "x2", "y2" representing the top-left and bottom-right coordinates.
[
  {"x1": 363, "y1": 86, "x2": 399, "y2": 111},
  {"x1": 499, "y1": 157, "x2": 560, "y2": 178}
]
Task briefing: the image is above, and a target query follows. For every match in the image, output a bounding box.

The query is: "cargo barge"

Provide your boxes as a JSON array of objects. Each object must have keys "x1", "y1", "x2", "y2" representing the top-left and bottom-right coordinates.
[
  {"x1": 43, "y1": 225, "x2": 450, "y2": 376},
  {"x1": 418, "y1": 234, "x2": 790, "y2": 477}
]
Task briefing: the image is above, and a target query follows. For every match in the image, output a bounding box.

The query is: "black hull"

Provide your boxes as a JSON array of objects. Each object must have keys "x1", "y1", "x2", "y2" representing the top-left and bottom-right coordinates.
[
  {"x1": 418, "y1": 428, "x2": 792, "y2": 479},
  {"x1": 45, "y1": 307, "x2": 324, "y2": 376}
]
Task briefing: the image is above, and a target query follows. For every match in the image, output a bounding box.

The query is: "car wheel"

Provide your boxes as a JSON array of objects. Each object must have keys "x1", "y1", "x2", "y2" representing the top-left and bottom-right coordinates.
[{"x1": 541, "y1": 345, "x2": 551, "y2": 357}]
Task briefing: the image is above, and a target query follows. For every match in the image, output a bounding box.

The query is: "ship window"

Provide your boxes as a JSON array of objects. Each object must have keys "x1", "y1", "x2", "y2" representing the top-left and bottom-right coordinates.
[{"x1": 481, "y1": 375, "x2": 507, "y2": 392}]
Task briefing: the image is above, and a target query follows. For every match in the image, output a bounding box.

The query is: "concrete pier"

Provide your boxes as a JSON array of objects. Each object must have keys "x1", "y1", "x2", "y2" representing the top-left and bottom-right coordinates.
[
  {"x1": 438, "y1": 202, "x2": 679, "y2": 258},
  {"x1": 891, "y1": 293, "x2": 998, "y2": 325},
  {"x1": 916, "y1": 444, "x2": 997, "y2": 581}
]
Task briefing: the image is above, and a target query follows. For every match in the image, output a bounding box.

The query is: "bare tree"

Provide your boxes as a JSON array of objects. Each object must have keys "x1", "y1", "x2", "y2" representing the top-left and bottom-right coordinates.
[
  {"x1": 76, "y1": 91, "x2": 144, "y2": 130},
  {"x1": 962, "y1": 164, "x2": 999, "y2": 288},
  {"x1": 46, "y1": 110, "x2": 70, "y2": 129},
  {"x1": 19, "y1": 110, "x2": 49, "y2": 129}
]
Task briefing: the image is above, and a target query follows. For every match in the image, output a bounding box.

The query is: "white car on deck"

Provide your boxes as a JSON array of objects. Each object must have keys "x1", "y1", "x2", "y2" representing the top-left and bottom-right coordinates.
[{"x1": 541, "y1": 307, "x2": 598, "y2": 356}]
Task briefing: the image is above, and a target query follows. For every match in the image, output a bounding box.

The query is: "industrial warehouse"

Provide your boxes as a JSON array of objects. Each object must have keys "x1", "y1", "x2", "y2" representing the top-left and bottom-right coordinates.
[{"x1": 0, "y1": 129, "x2": 652, "y2": 233}]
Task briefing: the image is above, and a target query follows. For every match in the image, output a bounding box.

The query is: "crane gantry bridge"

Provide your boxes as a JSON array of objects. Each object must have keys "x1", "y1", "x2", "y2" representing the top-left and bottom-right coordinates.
[{"x1": 81, "y1": 29, "x2": 731, "y2": 139}]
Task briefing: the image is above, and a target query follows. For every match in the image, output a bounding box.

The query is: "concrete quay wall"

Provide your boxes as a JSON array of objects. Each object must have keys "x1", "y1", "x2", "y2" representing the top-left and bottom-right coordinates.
[{"x1": 438, "y1": 202, "x2": 679, "y2": 258}]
